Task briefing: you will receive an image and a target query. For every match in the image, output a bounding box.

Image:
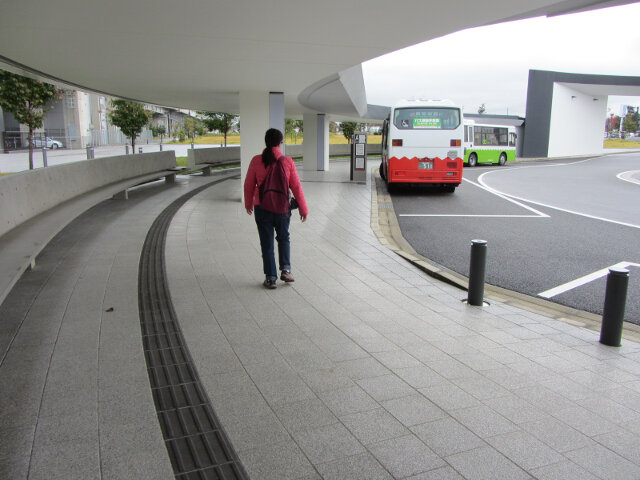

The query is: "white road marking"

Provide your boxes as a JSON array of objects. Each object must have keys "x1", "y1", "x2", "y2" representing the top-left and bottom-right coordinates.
[
  {"x1": 477, "y1": 162, "x2": 640, "y2": 230},
  {"x1": 617, "y1": 170, "x2": 640, "y2": 186},
  {"x1": 538, "y1": 261, "x2": 640, "y2": 299},
  {"x1": 398, "y1": 178, "x2": 548, "y2": 219}
]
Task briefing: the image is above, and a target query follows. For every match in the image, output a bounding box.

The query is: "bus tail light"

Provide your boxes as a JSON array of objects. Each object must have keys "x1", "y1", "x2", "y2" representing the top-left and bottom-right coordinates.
[
  {"x1": 447, "y1": 161, "x2": 458, "y2": 169},
  {"x1": 392, "y1": 139, "x2": 403, "y2": 147},
  {"x1": 450, "y1": 139, "x2": 461, "y2": 147}
]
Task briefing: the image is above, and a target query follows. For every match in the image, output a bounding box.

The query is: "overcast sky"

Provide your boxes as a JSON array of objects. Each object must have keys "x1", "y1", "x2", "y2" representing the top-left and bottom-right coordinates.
[{"x1": 362, "y1": 2, "x2": 640, "y2": 117}]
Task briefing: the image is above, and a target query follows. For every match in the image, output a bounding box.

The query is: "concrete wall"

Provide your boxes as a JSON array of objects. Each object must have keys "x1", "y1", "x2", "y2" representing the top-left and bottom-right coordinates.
[
  {"x1": 186, "y1": 143, "x2": 382, "y2": 168},
  {"x1": 548, "y1": 84, "x2": 607, "y2": 157},
  {"x1": 0, "y1": 151, "x2": 175, "y2": 237},
  {"x1": 187, "y1": 146, "x2": 242, "y2": 168}
]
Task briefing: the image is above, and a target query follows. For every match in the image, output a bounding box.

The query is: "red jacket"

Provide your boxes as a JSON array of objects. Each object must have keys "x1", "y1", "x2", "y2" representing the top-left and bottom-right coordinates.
[{"x1": 244, "y1": 147, "x2": 308, "y2": 217}]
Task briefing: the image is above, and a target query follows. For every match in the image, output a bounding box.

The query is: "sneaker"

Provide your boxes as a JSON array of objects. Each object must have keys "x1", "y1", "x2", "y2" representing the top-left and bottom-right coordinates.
[
  {"x1": 280, "y1": 270, "x2": 295, "y2": 283},
  {"x1": 263, "y1": 279, "x2": 277, "y2": 289}
]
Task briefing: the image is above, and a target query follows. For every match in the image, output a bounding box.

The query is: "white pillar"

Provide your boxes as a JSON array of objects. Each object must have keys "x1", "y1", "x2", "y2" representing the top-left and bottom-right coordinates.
[
  {"x1": 269, "y1": 92, "x2": 285, "y2": 139},
  {"x1": 303, "y1": 113, "x2": 329, "y2": 171},
  {"x1": 240, "y1": 91, "x2": 286, "y2": 202}
]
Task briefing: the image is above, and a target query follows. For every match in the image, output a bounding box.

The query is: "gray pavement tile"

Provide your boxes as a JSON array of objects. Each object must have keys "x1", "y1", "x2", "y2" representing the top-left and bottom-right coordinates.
[
  {"x1": 486, "y1": 430, "x2": 564, "y2": 470},
  {"x1": 403, "y1": 343, "x2": 452, "y2": 363},
  {"x1": 0, "y1": 453, "x2": 30, "y2": 480},
  {"x1": 238, "y1": 440, "x2": 318, "y2": 480},
  {"x1": 219, "y1": 408, "x2": 292, "y2": 453},
  {"x1": 273, "y1": 397, "x2": 338, "y2": 433},
  {"x1": 405, "y1": 466, "x2": 466, "y2": 479},
  {"x1": 449, "y1": 405, "x2": 519, "y2": 438},
  {"x1": 367, "y1": 434, "x2": 445, "y2": 478},
  {"x1": 457, "y1": 334, "x2": 502, "y2": 351},
  {"x1": 335, "y1": 356, "x2": 391, "y2": 380},
  {"x1": 419, "y1": 382, "x2": 482, "y2": 412},
  {"x1": 530, "y1": 460, "x2": 600, "y2": 480},
  {"x1": 551, "y1": 405, "x2": 618, "y2": 437},
  {"x1": 356, "y1": 373, "x2": 416, "y2": 402},
  {"x1": 340, "y1": 407, "x2": 410, "y2": 445},
  {"x1": 600, "y1": 385, "x2": 640, "y2": 413},
  {"x1": 372, "y1": 349, "x2": 423, "y2": 370},
  {"x1": 316, "y1": 385, "x2": 379, "y2": 417},
  {"x1": 530, "y1": 353, "x2": 585, "y2": 373},
  {"x1": 255, "y1": 376, "x2": 317, "y2": 407},
  {"x1": 511, "y1": 385, "x2": 578, "y2": 413},
  {"x1": 577, "y1": 395, "x2": 640, "y2": 424},
  {"x1": 393, "y1": 365, "x2": 448, "y2": 389},
  {"x1": 297, "y1": 368, "x2": 356, "y2": 393},
  {"x1": 564, "y1": 368, "x2": 625, "y2": 393},
  {"x1": 316, "y1": 452, "x2": 393, "y2": 480},
  {"x1": 426, "y1": 358, "x2": 480, "y2": 380},
  {"x1": 446, "y1": 446, "x2": 533, "y2": 480},
  {"x1": 28, "y1": 437, "x2": 100, "y2": 480},
  {"x1": 33, "y1": 408, "x2": 98, "y2": 448},
  {"x1": 594, "y1": 429, "x2": 640, "y2": 464},
  {"x1": 381, "y1": 394, "x2": 446, "y2": 427},
  {"x1": 520, "y1": 416, "x2": 595, "y2": 453},
  {"x1": 565, "y1": 443, "x2": 640, "y2": 480},
  {"x1": 451, "y1": 374, "x2": 511, "y2": 401},
  {"x1": 482, "y1": 394, "x2": 550, "y2": 424},
  {"x1": 585, "y1": 361, "x2": 640, "y2": 382},
  {"x1": 292, "y1": 422, "x2": 365, "y2": 465},
  {"x1": 0, "y1": 424, "x2": 34, "y2": 473},
  {"x1": 411, "y1": 416, "x2": 485, "y2": 457},
  {"x1": 538, "y1": 375, "x2": 597, "y2": 401}
]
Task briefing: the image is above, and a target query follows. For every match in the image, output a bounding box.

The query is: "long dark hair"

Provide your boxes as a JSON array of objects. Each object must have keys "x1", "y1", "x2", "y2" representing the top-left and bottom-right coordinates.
[{"x1": 262, "y1": 128, "x2": 283, "y2": 167}]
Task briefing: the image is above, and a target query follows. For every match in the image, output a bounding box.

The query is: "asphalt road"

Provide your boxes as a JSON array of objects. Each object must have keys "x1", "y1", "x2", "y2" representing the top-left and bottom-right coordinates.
[{"x1": 390, "y1": 154, "x2": 640, "y2": 325}]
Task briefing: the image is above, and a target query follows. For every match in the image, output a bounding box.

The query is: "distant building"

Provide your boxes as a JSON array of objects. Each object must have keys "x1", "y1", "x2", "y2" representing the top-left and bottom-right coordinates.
[{"x1": 1, "y1": 89, "x2": 193, "y2": 152}]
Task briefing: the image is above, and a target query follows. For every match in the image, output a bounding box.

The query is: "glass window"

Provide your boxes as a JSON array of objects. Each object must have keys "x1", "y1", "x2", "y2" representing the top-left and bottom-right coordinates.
[{"x1": 393, "y1": 107, "x2": 460, "y2": 130}]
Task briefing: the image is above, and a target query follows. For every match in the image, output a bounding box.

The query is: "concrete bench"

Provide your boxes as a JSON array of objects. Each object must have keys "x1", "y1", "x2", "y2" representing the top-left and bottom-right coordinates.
[{"x1": 0, "y1": 151, "x2": 179, "y2": 305}]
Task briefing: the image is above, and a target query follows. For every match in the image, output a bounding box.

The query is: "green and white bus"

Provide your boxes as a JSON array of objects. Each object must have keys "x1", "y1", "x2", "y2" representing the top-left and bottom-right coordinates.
[{"x1": 463, "y1": 121, "x2": 517, "y2": 167}]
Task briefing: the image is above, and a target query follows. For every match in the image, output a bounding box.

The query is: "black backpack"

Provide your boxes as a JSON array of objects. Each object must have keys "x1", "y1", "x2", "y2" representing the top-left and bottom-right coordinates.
[{"x1": 259, "y1": 156, "x2": 290, "y2": 214}]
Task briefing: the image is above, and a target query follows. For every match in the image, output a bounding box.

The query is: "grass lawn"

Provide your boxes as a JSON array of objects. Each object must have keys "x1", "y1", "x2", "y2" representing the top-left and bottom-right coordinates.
[
  {"x1": 604, "y1": 139, "x2": 640, "y2": 148},
  {"x1": 166, "y1": 132, "x2": 382, "y2": 145}
]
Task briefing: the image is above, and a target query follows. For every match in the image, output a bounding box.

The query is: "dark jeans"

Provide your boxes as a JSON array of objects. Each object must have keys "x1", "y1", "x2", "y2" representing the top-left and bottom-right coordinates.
[{"x1": 254, "y1": 206, "x2": 291, "y2": 280}]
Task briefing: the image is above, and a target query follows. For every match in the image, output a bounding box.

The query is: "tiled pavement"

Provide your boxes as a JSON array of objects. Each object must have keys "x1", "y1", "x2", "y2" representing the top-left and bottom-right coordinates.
[{"x1": 2, "y1": 160, "x2": 640, "y2": 479}]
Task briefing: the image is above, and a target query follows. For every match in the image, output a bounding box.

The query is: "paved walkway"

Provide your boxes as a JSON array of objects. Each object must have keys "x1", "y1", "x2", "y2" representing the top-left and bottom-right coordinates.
[{"x1": 2, "y1": 160, "x2": 640, "y2": 479}]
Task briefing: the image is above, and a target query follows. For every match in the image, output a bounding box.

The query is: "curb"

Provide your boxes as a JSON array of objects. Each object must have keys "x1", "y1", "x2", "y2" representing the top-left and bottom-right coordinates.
[{"x1": 369, "y1": 166, "x2": 640, "y2": 344}]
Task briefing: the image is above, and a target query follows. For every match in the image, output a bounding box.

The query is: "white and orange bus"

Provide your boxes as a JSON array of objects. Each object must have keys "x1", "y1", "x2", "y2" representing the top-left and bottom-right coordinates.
[{"x1": 380, "y1": 99, "x2": 464, "y2": 192}]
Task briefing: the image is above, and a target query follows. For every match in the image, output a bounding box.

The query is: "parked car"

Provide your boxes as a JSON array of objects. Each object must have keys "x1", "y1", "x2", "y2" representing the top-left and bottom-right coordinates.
[{"x1": 23, "y1": 137, "x2": 64, "y2": 149}]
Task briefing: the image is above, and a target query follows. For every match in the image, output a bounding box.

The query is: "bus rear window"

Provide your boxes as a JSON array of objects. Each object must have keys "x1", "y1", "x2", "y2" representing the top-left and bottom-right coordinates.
[{"x1": 393, "y1": 108, "x2": 461, "y2": 130}]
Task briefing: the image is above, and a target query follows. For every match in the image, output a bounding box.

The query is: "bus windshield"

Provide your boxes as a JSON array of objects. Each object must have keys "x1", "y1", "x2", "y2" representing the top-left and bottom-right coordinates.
[{"x1": 393, "y1": 107, "x2": 461, "y2": 130}]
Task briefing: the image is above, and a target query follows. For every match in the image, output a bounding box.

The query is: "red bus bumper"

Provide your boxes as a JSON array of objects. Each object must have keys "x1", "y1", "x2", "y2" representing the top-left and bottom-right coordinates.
[{"x1": 387, "y1": 156, "x2": 463, "y2": 184}]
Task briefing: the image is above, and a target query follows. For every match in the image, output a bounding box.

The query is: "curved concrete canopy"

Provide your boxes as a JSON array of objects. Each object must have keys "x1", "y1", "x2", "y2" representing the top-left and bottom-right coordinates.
[{"x1": 0, "y1": 0, "x2": 636, "y2": 116}]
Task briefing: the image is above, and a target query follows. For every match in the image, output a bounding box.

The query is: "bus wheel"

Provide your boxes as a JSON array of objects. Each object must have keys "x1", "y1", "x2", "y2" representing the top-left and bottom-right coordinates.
[
  {"x1": 468, "y1": 153, "x2": 478, "y2": 167},
  {"x1": 379, "y1": 161, "x2": 386, "y2": 180},
  {"x1": 442, "y1": 185, "x2": 455, "y2": 193},
  {"x1": 499, "y1": 152, "x2": 507, "y2": 165}
]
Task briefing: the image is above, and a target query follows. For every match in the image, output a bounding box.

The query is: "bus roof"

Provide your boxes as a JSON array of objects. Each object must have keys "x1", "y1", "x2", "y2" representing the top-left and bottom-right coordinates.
[{"x1": 393, "y1": 99, "x2": 457, "y2": 109}]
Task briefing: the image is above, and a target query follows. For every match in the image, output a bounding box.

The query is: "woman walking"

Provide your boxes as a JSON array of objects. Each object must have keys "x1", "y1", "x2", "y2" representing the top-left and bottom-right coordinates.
[{"x1": 244, "y1": 128, "x2": 308, "y2": 289}]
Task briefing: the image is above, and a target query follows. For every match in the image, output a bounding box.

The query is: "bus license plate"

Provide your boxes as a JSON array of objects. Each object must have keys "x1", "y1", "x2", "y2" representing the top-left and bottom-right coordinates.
[{"x1": 419, "y1": 161, "x2": 433, "y2": 169}]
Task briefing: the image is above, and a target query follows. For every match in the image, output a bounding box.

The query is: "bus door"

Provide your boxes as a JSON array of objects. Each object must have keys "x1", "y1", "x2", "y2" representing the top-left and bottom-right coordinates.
[{"x1": 464, "y1": 123, "x2": 474, "y2": 155}]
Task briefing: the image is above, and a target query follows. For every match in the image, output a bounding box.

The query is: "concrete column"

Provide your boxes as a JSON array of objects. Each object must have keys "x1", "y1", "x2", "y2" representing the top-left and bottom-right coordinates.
[
  {"x1": 240, "y1": 91, "x2": 286, "y2": 201},
  {"x1": 269, "y1": 92, "x2": 285, "y2": 143},
  {"x1": 240, "y1": 91, "x2": 270, "y2": 197},
  {"x1": 303, "y1": 113, "x2": 329, "y2": 171}
]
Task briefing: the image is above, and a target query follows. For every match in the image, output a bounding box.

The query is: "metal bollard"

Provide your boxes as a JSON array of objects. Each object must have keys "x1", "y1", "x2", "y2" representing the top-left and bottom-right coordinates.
[
  {"x1": 600, "y1": 268, "x2": 629, "y2": 347},
  {"x1": 86, "y1": 146, "x2": 94, "y2": 159},
  {"x1": 42, "y1": 148, "x2": 48, "y2": 167},
  {"x1": 139, "y1": 147, "x2": 143, "y2": 154},
  {"x1": 159, "y1": 143, "x2": 163, "y2": 151},
  {"x1": 125, "y1": 145, "x2": 129, "y2": 155},
  {"x1": 467, "y1": 239, "x2": 487, "y2": 306}
]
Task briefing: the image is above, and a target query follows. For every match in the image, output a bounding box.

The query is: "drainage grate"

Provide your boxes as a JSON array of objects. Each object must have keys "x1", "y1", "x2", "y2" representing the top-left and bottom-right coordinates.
[{"x1": 138, "y1": 176, "x2": 248, "y2": 480}]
